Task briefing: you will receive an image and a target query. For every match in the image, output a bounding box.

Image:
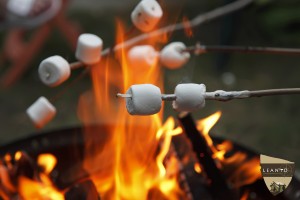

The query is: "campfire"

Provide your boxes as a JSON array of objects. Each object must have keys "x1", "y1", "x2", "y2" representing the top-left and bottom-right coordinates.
[{"x1": 1, "y1": 0, "x2": 300, "y2": 199}]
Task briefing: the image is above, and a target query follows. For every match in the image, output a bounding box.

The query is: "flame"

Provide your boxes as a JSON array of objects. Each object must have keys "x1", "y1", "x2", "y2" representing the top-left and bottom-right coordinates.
[
  {"x1": 0, "y1": 15, "x2": 263, "y2": 199},
  {"x1": 196, "y1": 112, "x2": 262, "y2": 189},
  {"x1": 17, "y1": 153, "x2": 63, "y2": 200},
  {"x1": 14, "y1": 151, "x2": 22, "y2": 161},
  {"x1": 197, "y1": 111, "x2": 222, "y2": 148},
  {"x1": 18, "y1": 176, "x2": 64, "y2": 200},
  {"x1": 78, "y1": 20, "x2": 183, "y2": 200},
  {"x1": 37, "y1": 154, "x2": 57, "y2": 174},
  {"x1": 194, "y1": 163, "x2": 202, "y2": 174},
  {"x1": 240, "y1": 190, "x2": 249, "y2": 200}
]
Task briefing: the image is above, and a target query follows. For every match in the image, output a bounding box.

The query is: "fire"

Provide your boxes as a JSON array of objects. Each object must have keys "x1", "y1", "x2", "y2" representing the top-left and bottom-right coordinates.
[
  {"x1": 18, "y1": 176, "x2": 64, "y2": 200},
  {"x1": 0, "y1": 17, "x2": 263, "y2": 200},
  {"x1": 194, "y1": 163, "x2": 202, "y2": 173},
  {"x1": 195, "y1": 112, "x2": 262, "y2": 189},
  {"x1": 37, "y1": 154, "x2": 57, "y2": 174},
  {"x1": 18, "y1": 153, "x2": 63, "y2": 200},
  {"x1": 76, "y1": 17, "x2": 262, "y2": 199},
  {"x1": 78, "y1": 21, "x2": 183, "y2": 200}
]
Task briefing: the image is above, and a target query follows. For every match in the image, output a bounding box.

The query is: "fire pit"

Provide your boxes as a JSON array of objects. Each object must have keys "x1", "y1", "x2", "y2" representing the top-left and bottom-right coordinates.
[
  {"x1": 0, "y1": 114, "x2": 299, "y2": 199},
  {"x1": 1, "y1": 0, "x2": 300, "y2": 199}
]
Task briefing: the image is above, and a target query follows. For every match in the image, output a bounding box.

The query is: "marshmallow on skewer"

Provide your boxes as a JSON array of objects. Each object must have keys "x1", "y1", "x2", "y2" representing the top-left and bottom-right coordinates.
[
  {"x1": 160, "y1": 42, "x2": 191, "y2": 69},
  {"x1": 131, "y1": 0, "x2": 163, "y2": 32},
  {"x1": 26, "y1": 97, "x2": 56, "y2": 129},
  {"x1": 173, "y1": 83, "x2": 206, "y2": 112},
  {"x1": 76, "y1": 33, "x2": 103, "y2": 65},
  {"x1": 125, "y1": 84, "x2": 162, "y2": 115},
  {"x1": 38, "y1": 56, "x2": 71, "y2": 87},
  {"x1": 127, "y1": 45, "x2": 159, "y2": 72}
]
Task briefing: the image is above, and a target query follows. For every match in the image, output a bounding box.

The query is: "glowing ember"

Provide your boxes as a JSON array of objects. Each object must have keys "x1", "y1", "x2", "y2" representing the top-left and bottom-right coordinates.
[{"x1": 194, "y1": 163, "x2": 202, "y2": 174}]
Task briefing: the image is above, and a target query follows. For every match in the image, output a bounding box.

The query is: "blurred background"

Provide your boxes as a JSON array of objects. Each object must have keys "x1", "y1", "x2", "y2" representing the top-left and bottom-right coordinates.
[{"x1": 0, "y1": 0, "x2": 300, "y2": 169}]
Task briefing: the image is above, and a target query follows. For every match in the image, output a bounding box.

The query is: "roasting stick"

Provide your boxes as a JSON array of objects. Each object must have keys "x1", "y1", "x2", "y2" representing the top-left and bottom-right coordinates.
[
  {"x1": 59, "y1": 0, "x2": 255, "y2": 71},
  {"x1": 68, "y1": 44, "x2": 300, "y2": 71},
  {"x1": 184, "y1": 43, "x2": 300, "y2": 56},
  {"x1": 117, "y1": 84, "x2": 300, "y2": 115},
  {"x1": 117, "y1": 88, "x2": 300, "y2": 102}
]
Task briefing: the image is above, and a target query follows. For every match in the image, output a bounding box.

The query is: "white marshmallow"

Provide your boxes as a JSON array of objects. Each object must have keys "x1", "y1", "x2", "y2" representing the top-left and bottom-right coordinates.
[
  {"x1": 126, "y1": 84, "x2": 162, "y2": 115},
  {"x1": 173, "y1": 84, "x2": 206, "y2": 112},
  {"x1": 75, "y1": 33, "x2": 103, "y2": 65},
  {"x1": 38, "y1": 56, "x2": 71, "y2": 87},
  {"x1": 160, "y1": 42, "x2": 190, "y2": 69},
  {"x1": 127, "y1": 45, "x2": 159, "y2": 72},
  {"x1": 131, "y1": 0, "x2": 163, "y2": 32},
  {"x1": 26, "y1": 97, "x2": 56, "y2": 129},
  {"x1": 7, "y1": 0, "x2": 34, "y2": 17}
]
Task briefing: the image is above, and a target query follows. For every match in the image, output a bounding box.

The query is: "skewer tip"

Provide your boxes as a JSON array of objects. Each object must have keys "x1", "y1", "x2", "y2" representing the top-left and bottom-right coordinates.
[{"x1": 116, "y1": 93, "x2": 132, "y2": 98}]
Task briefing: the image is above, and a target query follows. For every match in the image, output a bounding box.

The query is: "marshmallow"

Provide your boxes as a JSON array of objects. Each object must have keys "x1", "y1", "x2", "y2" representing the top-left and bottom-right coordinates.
[
  {"x1": 38, "y1": 56, "x2": 71, "y2": 87},
  {"x1": 26, "y1": 97, "x2": 56, "y2": 129},
  {"x1": 75, "y1": 33, "x2": 103, "y2": 65},
  {"x1": 127, "y1": 45, "x2": 159, "y2": 72},
  {"x1": 131, "y1": 0, "x2": 163, "y2": 32},
  {"x1": 7, "y1": 0, "x2": 34, "y2": 17},
  {"x1": 126, "y1": 84, "x2": 162, "y2": 115},
  {"x1": 160, "y1": 42, "x2": 190, "y2": 69},
  {"x1": 173, "y1": 84, "x2": 206, "y2": 112}
]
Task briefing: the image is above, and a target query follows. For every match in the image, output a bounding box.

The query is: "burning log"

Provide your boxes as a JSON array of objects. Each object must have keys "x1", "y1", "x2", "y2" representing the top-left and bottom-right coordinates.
[
  {"x1": 178, "y1": 113, "x2": 238, "y2": 200},
  {"x1": 65, "y1": 180, "x2": 100, "y2": 200}
]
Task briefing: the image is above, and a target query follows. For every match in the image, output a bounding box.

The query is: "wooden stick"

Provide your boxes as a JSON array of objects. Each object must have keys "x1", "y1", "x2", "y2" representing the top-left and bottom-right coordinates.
[
  {"x1": 178, "y1": 113, "x2": 237, "y2": 200},
  {"x1": 67, "y1": 0, "x2": 254, "y2": 70},
  {"x1": 117, "y1": 88, "x2": 300, "y2": 102},
  {"x1": 204, "y1": 88, "x2": 300, "y2": 102},
  {"x1": 70, "y1": 61, "x2": 85, "y2": 70},
  {"x1": 185, "y1": 44, "x2": 300, "y2": 56}
]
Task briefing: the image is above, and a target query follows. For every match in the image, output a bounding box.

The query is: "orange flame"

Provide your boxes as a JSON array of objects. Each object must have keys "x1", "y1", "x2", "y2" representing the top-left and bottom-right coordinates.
[
  {"x1": 78, "y1": 21, "x2": 184, "y2": 200},
  {"x1": 18, "y1": 176, "x2": 64, "y2": 200},
  {"x1": 196, "y1": 112, "x2": 262, "y2": 188},
  {"x1": 37, "y1": 154, "x2": 57, "y2": 174},
  {"x1": 17, "y1": 154, "x2": 63, "y2": 200}
]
